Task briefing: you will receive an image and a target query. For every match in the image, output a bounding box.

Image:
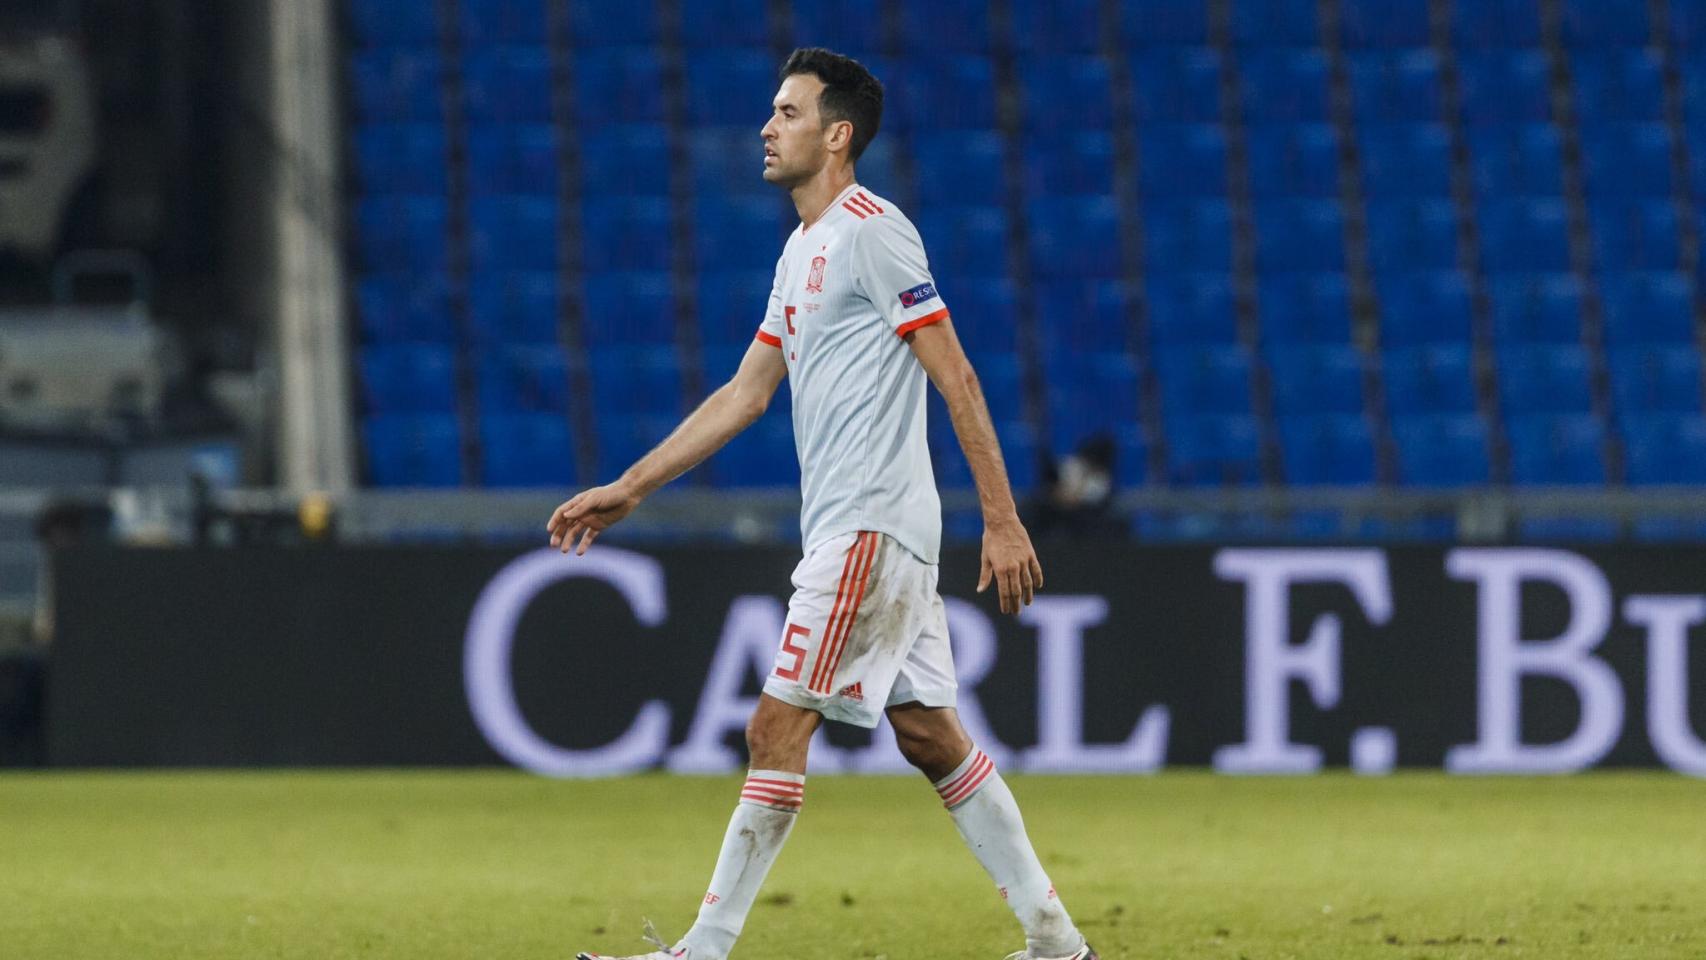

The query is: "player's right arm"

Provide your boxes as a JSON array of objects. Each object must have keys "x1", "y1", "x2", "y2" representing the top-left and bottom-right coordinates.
[{"x1": 547, "y1": 340, "x2": 787, "y2": 555}]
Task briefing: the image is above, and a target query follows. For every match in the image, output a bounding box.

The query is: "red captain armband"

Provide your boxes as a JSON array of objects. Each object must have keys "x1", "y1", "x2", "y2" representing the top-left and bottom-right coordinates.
[
  {"x1": 755, "y1": 330, "x2": 782, "y2": 347},
  {"x1": 895, "y1": 308, "x2": 949, "y2": 338}
]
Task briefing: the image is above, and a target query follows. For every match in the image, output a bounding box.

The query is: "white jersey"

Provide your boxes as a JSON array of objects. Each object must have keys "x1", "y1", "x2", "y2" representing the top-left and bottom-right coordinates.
[{"x1": 756, "y1": 183, "x2": 946, "y2": 564}]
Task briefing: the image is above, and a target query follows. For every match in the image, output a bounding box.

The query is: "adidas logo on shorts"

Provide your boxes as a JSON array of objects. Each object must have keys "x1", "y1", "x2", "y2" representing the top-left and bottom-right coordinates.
[{"x1": 838, "y1": 682, "x2": 864, "y2": 701}]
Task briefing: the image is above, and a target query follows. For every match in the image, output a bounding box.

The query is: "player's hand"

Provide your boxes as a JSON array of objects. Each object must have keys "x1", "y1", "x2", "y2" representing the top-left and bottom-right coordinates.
[
  {"x1": 546, "y1": 482, "x2": 640, "y2": 556},
  {"x1": 977, "y1": 515, "x2": 1043, "y2": 615}
]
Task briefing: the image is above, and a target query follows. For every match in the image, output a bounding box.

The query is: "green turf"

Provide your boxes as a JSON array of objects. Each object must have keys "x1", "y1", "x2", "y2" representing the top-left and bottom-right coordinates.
[{"x1": 1, "y1": 771, "x2": 1702, "y2": 959}]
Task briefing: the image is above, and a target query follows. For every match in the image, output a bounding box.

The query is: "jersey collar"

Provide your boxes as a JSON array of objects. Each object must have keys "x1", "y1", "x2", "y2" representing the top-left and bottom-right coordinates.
[{"x1": 801, "y1": 182, "x2": 862, "y2": 235}]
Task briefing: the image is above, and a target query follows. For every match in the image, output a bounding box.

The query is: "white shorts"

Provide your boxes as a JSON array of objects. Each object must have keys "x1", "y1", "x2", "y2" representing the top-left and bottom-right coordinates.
[{"x1": 761, "y1": 530, "x2": 958, "y2": 728}]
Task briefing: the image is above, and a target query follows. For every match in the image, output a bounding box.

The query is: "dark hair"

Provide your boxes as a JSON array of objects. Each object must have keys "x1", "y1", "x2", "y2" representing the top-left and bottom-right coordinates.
[{"x1": 779, "y1": 47, "x2": 884, "y2": 161}]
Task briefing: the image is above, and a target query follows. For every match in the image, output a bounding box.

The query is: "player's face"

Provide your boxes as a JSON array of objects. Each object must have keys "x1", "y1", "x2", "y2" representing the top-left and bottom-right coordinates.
[{"x1": 762, "y1": 73, "x2": 832, "y2": 186}]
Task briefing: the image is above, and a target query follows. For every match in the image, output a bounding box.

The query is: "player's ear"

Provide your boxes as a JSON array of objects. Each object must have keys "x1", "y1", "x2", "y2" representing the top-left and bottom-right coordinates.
[{"x1": 825, "y1": 118, "x2": 854, "y2": 154}]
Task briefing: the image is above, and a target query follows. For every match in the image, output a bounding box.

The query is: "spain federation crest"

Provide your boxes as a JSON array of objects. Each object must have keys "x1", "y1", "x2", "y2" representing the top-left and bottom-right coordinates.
[{"x1": 806, "y1": 255, "x2": 826, "y2": 294}]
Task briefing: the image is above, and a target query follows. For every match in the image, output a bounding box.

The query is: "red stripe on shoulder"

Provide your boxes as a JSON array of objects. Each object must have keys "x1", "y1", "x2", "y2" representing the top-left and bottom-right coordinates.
[
  {"x1": 895, "y1": 308, "x2": 949, "y2": 338},
  {"x1": 841, "y1": 201, "x2": 867, "y2": 219},
  {"x1": 855, "y1": 191, "x2": 885, "y2": 214},
  {"x1": 755, "y1": 330, "x2": 783, "y2": 347}
]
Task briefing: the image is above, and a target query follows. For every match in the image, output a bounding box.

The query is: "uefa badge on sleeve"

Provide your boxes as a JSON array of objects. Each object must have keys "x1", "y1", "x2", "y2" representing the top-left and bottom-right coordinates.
[{"x1": 898, "y1": 281, "x2": 938, "y2": 309}]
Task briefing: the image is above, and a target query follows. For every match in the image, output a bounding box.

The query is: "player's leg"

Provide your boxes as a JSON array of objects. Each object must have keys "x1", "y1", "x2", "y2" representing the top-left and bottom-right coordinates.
[
  {"x1": 885, "y1": 602, "x2": 1091, "y2": 960},
  {"x1": 673, "y1": 694, "x2": 820, "y2": 960}
]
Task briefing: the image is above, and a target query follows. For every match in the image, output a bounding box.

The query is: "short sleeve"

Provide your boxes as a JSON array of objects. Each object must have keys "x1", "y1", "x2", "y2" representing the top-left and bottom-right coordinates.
[
  {"x1": 756, "y1": 253, "x2": 786, "y2": 347},
  {"x1": 851, "y1": 214, "x2": 950, "y2": 337}
]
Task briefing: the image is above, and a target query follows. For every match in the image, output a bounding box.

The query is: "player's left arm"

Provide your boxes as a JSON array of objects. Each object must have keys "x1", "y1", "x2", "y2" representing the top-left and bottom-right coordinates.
[{"x1": 906, "y1": 319, "x2": 1043, "y2": 615}]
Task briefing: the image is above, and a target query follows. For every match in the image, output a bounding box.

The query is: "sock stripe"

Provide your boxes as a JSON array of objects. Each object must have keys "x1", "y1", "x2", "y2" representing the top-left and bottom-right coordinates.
[
  {"x1": 740, "y1": 771, "x2": 805, "y2": 811},
  {"x1": 744, "y1": 777, "x2": 804, "y2": 792},
  {"x1": 739, "y1": 791, "x2": 803, "y2": 810},
  {"x1": 934, "y1": 749, "x2": 989, "y2": 796},
  {"x1": 937, "y1": 751, "x2": 995, "y2": 808}
]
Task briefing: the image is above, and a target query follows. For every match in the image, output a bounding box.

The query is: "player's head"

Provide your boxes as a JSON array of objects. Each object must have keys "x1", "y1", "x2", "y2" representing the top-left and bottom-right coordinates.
[{"x1": 762, "y1": 48, "x2": 883, "y2": 187}]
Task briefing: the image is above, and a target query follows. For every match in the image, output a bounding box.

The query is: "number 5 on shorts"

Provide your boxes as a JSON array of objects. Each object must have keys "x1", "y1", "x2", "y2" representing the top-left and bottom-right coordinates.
[{"x1": 776, "y1": 623, "x2": 811, "y2": 681}]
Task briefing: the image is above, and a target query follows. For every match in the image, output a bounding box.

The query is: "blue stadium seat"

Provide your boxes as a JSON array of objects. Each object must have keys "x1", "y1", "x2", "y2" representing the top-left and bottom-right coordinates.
[
  {"x1": 352, "y1": 124, "x2": 447, "y2": 196},
  {"x1": 1019, "y1": 56, "x2": 1116, "y2": 132},
  {"x1": 915, "y1": 131, "x2": 1008, "y2": 206},
  {"x1": 853, "y1": 138, "x2": 905, "y2": 200},
  {"x1": 1279, "y1": 414, "x2": 1378, "y2": 484},
  {"x1": 580, "y1": 124, "x2": 672, "y2": 197},
  {"x1": 350, "y1": 51, "x2": 442, "y2": 122},
  {"x1": 1267, "y1": 344, "x2": 1366, "y2": 415},
  {"x1": 1028, "y1": 197, "x2": 1123, "y2": 278},
  {"x1": 1457, "y1": 51, "x2": 1552, "y2": 125},
  {"x1": 466, "y1": 124, "x2": 559, "y2": 197},
  {"x1": 1157, "y1": 345, "x2": 1254, "y2": 415},
  {"x1": 1452, "y1": 0, "x2": 1542, "y2": 47},
  {"x1": 357, "y1": 274, "x2": 455, "y2": 344},
  {"x1": 1144, "y1": 200, "x2": 1233, "y2": 270},
  {"x1": 596, "y1": 415, "x2": 685, "y2": 483},
  {"x1": 963, "y1": 353, "x2": 1027, "y2": 424},
  {"x1": 347, "y1": 0, "x2": 438, "y2": 47},
  {"x1": 1609, "y1": 345, "x2": 1704, "y2": 416},
  {"x1": 1246, "y1": 123, "x2": 1340, "y2": 197},
  {"x1": 1121, "y1": 0, "x2": 1212, "y2": 46},
  {"x1": 1130, "y1": 50, "x2": 1223, "y2": 123},
  {"x1": 1685, "y1": 119, "x2": 1706, "y2": 200},
  {"x1": 1497, "y1": 345, "x2": 1594, "y2": 414},
  {"x1": 1391, "y1": 414, "x2": 1492, "y2": 485},
  {"x1": 581, "y1": 272, "x2": 678, "y2": 348},
  {"x1": 1468, "y1": 124, "x2": 1565, "y2": 198},
  {"x1": 588, "y1": 346, "x2": 683, "y2": 417},
  {"x1": 686, "y1": 127, "x2": 769, "y2": 200},
  {"x1": 476, "y1": 344, "x2": 569, "y2": 414},
  {"x1": 354, "y1": 196, "x2": 448, "y2": 272},
  {"x1": 1014, "y1": 0, "x2": 1103, "y2": 52},
  {"x1": 1036, "y1": 279, "x2": 1135, "y2": 349},
  {"x1": 1238, "y1": 50, "x2": 1332, "y2": 121},
  {"x1": 1488, "y1": 273, "x2": 1584, "y2": 344},
  {"x1": 470, "y1": 196, "x2": 557, "y2": 274},
  {"x1": 1359, "y1": 124, "x2": 1453, "y2": 198},
  {"x1": 1600, "y1": 272, "x2": 1697, "y2": 348},
  {"x1": 1507, "y1": 414, "x2": 1608, "y2": 485},
  {"x1": 1580, "y1": 124, "x2": 1674, "y2": 197},
  {"x1": 1479, "y1": 198, "x2": 1571, "y2": 272},
  {"x1": 899, "y1": 0, "x2": 994, "y2": 52},
  {"x1": 1138, "y1": 124, "x2": 1227, "y2": 197},
  {"x1": 1561, "y1": 0, "x2": 1650, "y2": 46},
  {"x1": 1364, "y1": 199, "x2": 1460, "y2": 274},
  {"x1": 479, "y1": 412, "x2": 575, "y2": 487},
  {"x1": 712, "y1": 416, "x2": 800, "y2": 487},
  {"x1": 365, "y1": 413, "x2": 463, "y2": 487},
  {"x1": 680, "y1": 0, "x2": 770, "y2": 47},
  {"x1": 1024, "y1": 131, "x2": 1117, "y2": 197},
  {"x1": 1045, "y1": 353, "x2": 1143, "y2": 446},
  {"x1": 462, "y1": 48, "x2": 552, "y2": 124},
  {"x1": 791, "y1": 0, "x2": 882, "y2": 54},
  {"x1": 573, "y1": 48, "x2": 666, "y2": 125},
  {"x1": 1146, "y1": 273, "x2": 1238, "y2": 345},
  {"x1": 359, "y1": 343, "x2": 459, "y2": 414},
  {"x1": 569, "y1": 0, "x2": 660, "y2": 45},
  {"x1": 1340, "y1": 0, "x2": 1431, "y2": 47},
  {"x1": 468, "y1": 271, "x2": 559, "y2": 346},
  {"x1": 946, "y1": 280, "x2": 1023, "y2": 354},
  {"x1": 696, "y1": 270, "x2": 773, "y2": 347},
  {"x1": 1624, "y1": 414, "x2": 1706, "y2": 484},
  {"x1": 581, "y1": 197, "x2": 673, "y2": 273},
  {"x1": 684, "y1": 48, "x2": 776, "y2": 126},
  {"x1": 1348, "y1": 50, "x2": 1443, "y2": 122},
  {"x1": 1256, "y1": 199, "x2": 1345, "y2": 272},
  {"x1": 912, "y1": 206, "x2": 1011, "y2": 280},
  {"x1": 458, "y1": 0, "x2": 547, "y2": 43},
  {"x1": 1377, "y1": 272, "x2": 1474, "y2": 346},
  {"x1": 1382, "y1": 344, "x2": 1477, "y2": 415},
  {"x1": 1675, "y1": 2, "x2": 1706, "y2": 50},
  {"x1": 895, "y1": 57, "x2": 999, "y2": 130},
  {"x1": 1591, "y1": 198, "x2": 1683, "y2": 271},
  {"x1": 1259, "y1": 272, "x2": 1353, "y2": 345},
  {"x1": 1229, "y1": 0, "x2": 1321, "y2": 46},
  {"x1": 1164, "y1": 414, "x2": 1264, "y2": 485},
  {"x1": 1573, "y1": 50, "x2": 1666, "y2": 123}
]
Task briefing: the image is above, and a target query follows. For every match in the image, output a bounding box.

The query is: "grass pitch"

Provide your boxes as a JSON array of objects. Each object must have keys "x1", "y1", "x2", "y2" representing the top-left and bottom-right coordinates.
[{"x1": 2, "y1": 771, "x2": 1702, "y2": 959}]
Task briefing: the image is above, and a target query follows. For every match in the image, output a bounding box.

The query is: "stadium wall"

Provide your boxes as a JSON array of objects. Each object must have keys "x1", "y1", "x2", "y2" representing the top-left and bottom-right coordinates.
[{"x1": 45, "y1": 545, "x2": 1706, "y2": 776}]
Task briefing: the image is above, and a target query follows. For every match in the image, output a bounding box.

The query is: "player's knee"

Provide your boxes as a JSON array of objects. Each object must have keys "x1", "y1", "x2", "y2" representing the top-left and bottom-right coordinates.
[
  {"x1": 895, "y1": 727, "x2": 965, "y2": 775},
  {"x1": 745, "y1": 713, "x2": 806, "y2": 768}
]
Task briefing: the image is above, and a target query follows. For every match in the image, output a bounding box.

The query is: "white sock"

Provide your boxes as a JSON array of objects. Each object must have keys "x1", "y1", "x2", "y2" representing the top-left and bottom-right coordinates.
[
  {"x1": 676, "y1": 770, "x2": 804, "y2": 959},
  {"x1": 934, "y1": 747, "x2": 1083, "y2": 958}
]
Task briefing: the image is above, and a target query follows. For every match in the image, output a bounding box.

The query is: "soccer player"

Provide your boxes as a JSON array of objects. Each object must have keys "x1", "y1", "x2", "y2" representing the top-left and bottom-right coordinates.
[{"x1": 551, "y1": 48, "x2": 1097, "y2": 960}]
